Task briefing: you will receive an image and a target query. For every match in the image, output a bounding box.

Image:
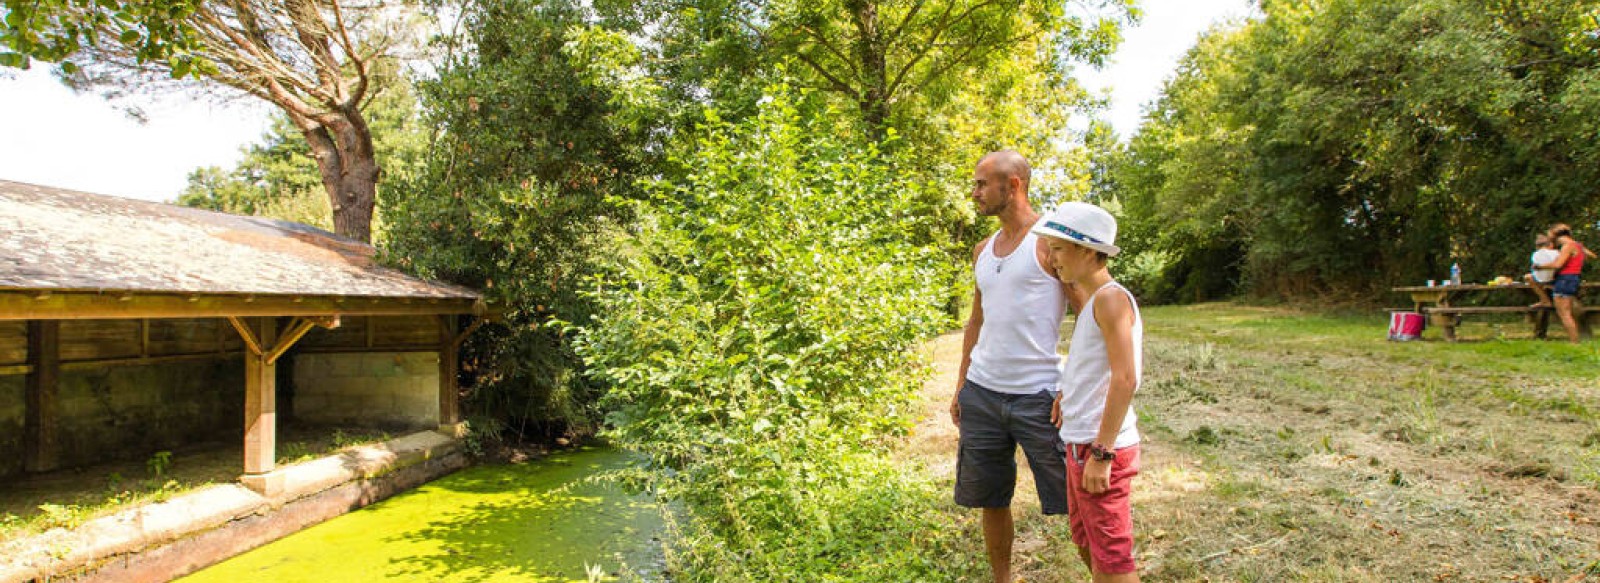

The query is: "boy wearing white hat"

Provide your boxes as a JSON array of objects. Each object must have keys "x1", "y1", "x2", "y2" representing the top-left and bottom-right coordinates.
[{"x1": 1032, "y1": 201, "x2": 1143, "y2": 582}]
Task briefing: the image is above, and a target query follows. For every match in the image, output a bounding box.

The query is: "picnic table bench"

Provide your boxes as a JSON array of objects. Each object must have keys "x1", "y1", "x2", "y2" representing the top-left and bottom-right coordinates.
[{"x1": 1392, "y1": 282, "x2": 1600, "y2": 341}]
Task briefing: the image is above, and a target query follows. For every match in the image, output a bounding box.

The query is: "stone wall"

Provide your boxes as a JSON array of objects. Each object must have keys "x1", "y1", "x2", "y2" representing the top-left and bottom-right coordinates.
[
  {"x1": 54, "y1": 358, "x2": 245, "y2": 470},
  {"x1": 291, "y1": 352, "x2": 439, "y2": 430},
  {"x1": 0, "y1": 376, "x2": 23, "y2": 477},
  {"x1": 0, "y1": 357, "x2": 245, "y2": 479}
]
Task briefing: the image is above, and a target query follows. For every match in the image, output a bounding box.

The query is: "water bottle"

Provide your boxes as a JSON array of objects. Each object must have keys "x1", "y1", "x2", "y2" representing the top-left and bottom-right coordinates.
[{"x1": 1450, "y1": 263, "x2": 1461, "y2": 286}]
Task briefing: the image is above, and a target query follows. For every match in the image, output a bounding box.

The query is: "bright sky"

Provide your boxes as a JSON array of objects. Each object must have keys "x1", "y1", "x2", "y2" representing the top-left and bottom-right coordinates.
[
  {"x1": 0, "y1": 0, "x2": 1255, "y2": 204},
  {"x1": 0, "y1": 67, "x2": 272, "y2": 203},
  {"x1": 1076, "y1": 0, "x2": 1259, "y2": 137}
]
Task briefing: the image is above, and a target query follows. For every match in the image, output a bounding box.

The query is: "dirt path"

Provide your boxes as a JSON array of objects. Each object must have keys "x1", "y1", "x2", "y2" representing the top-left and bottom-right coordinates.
[
  {"x1": 903, "y1": 332, "x2": 1092, "y2": 581},
  {"x1": 901, "y1": 305, "x2": 1600, "y2": 582}
]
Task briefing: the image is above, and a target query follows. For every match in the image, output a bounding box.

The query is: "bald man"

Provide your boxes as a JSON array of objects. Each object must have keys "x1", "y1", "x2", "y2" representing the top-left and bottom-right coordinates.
[{"x1": 950, "y1": 151, "x2": 1082, "y2": 583}]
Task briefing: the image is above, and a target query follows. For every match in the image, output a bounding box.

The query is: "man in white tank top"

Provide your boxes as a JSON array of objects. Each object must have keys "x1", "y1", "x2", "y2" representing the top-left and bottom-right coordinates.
[
  {"x1": 949, "y1": 151, "x2": 1083, "y2": 583},
  {"x1": 1033, "y1": 201, "x2": 1143, "y2": 582}
]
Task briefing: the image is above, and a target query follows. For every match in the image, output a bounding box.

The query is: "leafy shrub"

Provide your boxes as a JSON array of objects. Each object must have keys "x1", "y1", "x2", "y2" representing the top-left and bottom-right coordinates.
[
  {"x1": 574, "y1": 87, "x2": 968, "y2": 579},
  {"x1": 384, "y1": 0, "x2": 651, "y2": 439}
]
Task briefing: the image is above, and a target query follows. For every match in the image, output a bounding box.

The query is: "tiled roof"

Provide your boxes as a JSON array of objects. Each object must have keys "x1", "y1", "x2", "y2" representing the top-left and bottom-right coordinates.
[{"x1": 0, "y1": 180, "x2": 478, "y2": 299}]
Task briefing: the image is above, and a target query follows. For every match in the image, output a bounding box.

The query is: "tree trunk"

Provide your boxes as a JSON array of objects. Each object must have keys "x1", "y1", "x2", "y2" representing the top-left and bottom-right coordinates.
[
  {"x1": 297, "y1": 109, "x2": 379, "y2": 243},
  {"x1": 849, "y1": 0, "x2": 890, "y2": 141}
]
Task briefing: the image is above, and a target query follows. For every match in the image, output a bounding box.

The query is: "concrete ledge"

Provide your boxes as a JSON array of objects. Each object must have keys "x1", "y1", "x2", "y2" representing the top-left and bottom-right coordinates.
[{"x1": 0, "y1": 430, "x2": 465, "y2": 583}]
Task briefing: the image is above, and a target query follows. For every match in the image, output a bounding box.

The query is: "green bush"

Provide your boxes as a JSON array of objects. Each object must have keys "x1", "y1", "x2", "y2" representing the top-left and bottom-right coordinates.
[
  {"x1": 383, "y1": 0, "x2": 651, "y2": 439},
  {"x1": 574, "y1": 86, "x2": 971, "y2": 580}
]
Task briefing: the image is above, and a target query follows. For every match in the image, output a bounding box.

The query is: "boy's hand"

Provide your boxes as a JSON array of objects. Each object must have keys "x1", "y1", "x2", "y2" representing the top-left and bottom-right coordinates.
[
  {"x1": 1082, "y1": 458, "x2": 1112, "y2": 494},
  {"x1": 1051, "y1": 393, "x2": 1063, "y2": 428}
]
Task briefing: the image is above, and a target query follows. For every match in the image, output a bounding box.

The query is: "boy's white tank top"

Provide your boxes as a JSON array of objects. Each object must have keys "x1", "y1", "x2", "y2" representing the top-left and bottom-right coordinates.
[
  {"x1": 1058, "y1": 282, "x2": 1142, "y2": 448},
  {"x1": 965, "y1": 224, "x2": 1065, "y2": 395}
]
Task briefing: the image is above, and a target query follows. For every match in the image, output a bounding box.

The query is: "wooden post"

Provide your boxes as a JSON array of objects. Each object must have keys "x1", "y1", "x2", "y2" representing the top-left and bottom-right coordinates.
[
  {"x1": 24, "y1": 321, "x2": 60, "y2": 473},
  {"x1": 241, "y1": 318, "x2": 282, "y2": 496},
  {"x1": 438, "y1": 315, "x2": 464, "y2": 437}
]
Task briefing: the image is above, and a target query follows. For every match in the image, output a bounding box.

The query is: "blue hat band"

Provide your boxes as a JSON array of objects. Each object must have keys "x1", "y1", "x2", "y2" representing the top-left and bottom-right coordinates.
[{"x1": 1041, "y1": 221, "x2": 1106, "y2": 245}]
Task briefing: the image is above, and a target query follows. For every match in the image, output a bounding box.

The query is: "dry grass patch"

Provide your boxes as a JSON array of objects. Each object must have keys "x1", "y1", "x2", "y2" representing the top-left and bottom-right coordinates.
[{"x1": 900, "y1": 303, "x2": 1600, "y2": 582}]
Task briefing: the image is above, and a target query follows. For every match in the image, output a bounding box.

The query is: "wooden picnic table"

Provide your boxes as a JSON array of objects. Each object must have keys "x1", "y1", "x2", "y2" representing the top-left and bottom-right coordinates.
[{"x1": 1391, "y1": 282, "x2": 1600, "y2": 340}]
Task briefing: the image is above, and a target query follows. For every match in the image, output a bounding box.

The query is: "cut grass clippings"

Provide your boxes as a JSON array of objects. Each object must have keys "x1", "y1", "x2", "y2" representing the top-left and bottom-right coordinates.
[{"x1": 901, "y1": 302, "x2": 1600, "y2": 582}]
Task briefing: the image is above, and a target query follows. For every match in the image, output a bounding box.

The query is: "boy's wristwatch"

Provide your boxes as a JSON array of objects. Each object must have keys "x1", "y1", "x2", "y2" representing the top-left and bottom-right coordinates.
[{"x1": 1088, "y1": 443, "x2": 1116, "y2": 462}]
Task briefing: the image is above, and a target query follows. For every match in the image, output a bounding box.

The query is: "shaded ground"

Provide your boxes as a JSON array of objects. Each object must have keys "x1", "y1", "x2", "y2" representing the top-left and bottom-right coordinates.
[
  {"x1": 0, "y1": 425, "x2": 391, "y2": 542},
  {"x1": 178, "y1": 446, "x2": 666, "y2": 583},
  {"x1": 904, "y1": 303, "x2": 1600, "y2": 582}
]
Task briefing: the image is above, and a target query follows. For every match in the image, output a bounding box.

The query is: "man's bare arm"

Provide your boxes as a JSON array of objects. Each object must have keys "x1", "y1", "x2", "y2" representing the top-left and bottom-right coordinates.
[{"x1": 951, "y1": 238, "x2": 988, "y2": 427}]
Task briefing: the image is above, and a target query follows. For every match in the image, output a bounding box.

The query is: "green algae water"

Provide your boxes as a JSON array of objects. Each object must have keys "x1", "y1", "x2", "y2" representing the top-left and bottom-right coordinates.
[{"x1": 179, "y1": 446, "x2": 666, "y2": 583}]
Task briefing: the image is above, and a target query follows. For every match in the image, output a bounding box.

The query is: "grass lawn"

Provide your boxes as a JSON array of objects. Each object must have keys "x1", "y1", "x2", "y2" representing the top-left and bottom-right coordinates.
[{"x1": 905, "y1": 302, "x2": 1600, "y2": 582}]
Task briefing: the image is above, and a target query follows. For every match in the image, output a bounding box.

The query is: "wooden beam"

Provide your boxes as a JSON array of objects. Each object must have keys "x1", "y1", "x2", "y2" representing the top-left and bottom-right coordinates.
[
  {"x1": 452, "y1": 318, "x2": 487, "y2": 351},
  {"x1": 228, "y1": 316, "x2": 264, "y2": 356},
  {"x1": 0, "y1": 291, "x2": 485, "y2": 321},
  {"x1": 264, "y1": 318, "x2": 317, "y2": 365},
  {"x1": 24, "y1": 321, "x2": 61, "y2": 473},
  {"x1": 59, "y1": 351, "x2": 242, "y2": 371},
  {"x1": 292, "y1": 345, "x2": 438, "y2": 354},
  {"x1": 0, "y1": 364, "x2": 33, "y2": 376},
  {"x1": 438, "y1": 315, "x2": 461, "y2": 430},
  {"x1": 260, "y1": 315, "x2": 341, "y2": 365},
  {"x1": 243, "y1": 318, "x2": 280, "y2": 493}
]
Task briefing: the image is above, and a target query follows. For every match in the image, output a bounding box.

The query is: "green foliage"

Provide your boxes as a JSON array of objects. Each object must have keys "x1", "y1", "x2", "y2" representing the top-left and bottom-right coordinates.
[
  {"x1": 1106, "y1": 0, "x2": 1600, "y2": 302},
  {"x1": 145, "y1": 451, "x2": 172, "y2": 477},
  {"x1": 176, "y1": 67, "x2": 427, "y2": 234},
  {"x1": 176, "y1": 115, "x2": 324, "y2": 219},
  {"x1": 384, "y1": 0, "x2": 651, "y2": 438},
  {"x1": 755, "y1": 0, "x2": 1133, "y2": 137},
  {"x1": 574, "y1": 87, "x2": 964, "y2": 579},
  {"x1": 0, "y1": 0, "x2": 203, "y2": 74},
  {"x1": 570, "y1": 0, "x2": 1134, "y2": 296}
]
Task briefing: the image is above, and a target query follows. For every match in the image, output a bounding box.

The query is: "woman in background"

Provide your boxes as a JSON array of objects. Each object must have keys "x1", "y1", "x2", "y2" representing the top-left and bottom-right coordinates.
[{"x1": 1535, "y1": 223, "x2": 1598, "y2": 343}]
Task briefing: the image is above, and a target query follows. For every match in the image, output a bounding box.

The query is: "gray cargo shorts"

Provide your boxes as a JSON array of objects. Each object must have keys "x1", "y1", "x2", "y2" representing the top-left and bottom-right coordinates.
[{"x1": 954, "y1": 379, "x2": 1069, "y2": 515}]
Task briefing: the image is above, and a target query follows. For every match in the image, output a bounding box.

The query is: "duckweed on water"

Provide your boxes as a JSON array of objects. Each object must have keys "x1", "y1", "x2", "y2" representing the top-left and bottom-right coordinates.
[{"x1": 179, "y1": 446, "x2": 665, "y2": 583}]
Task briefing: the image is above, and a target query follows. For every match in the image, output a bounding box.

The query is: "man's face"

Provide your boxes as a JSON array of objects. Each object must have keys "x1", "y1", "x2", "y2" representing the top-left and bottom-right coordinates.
[{"x1": 971, "y1": 161, "x2": 1011, "y2": 217}]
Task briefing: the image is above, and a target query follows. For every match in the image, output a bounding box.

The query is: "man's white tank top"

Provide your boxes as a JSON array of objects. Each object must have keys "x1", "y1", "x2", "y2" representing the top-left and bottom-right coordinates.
[
  {"x1": 1057, "y1": 282, "x2": 1142, "y2": 448},
  {"x1": 966, "y1": 223, "x2": 1065, "y2": 395}
]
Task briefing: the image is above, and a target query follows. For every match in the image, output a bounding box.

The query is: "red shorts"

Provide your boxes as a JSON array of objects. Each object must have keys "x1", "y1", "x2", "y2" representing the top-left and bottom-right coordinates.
[{"x1": 1065, "y1": 443, "x2": 1141, "y2": 575}]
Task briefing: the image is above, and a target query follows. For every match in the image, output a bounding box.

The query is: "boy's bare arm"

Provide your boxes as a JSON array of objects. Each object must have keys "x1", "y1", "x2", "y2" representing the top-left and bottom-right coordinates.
[{"x1": 1084, "y1": 287, "x2": 1139, "y2": 494}]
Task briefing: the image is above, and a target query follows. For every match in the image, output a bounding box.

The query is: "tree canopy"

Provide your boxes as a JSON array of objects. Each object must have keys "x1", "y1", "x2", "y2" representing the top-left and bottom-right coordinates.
[
  {"x1": 3, "y1": 0, "x2": 418, "y2": 242},
  {"x1": 1105, "y1": 0, "x2": 1600, "y2": 302}
]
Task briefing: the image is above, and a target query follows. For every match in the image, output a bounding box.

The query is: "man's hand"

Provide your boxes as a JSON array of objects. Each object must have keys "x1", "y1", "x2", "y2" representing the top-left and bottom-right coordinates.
[
  {"x1": 1051, "y1": 393, "x2": 1063, "y2": 428},
  {"x1": 949, "y1": 389, "x2": 962, "y2": 427},
  {"x1": 1082, "y1": 456, "x2": 1112, "y2": 494}
]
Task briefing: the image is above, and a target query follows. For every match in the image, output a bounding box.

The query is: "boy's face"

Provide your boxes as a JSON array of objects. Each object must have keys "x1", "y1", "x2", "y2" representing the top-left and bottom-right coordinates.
[{"x1": 1045, "y1": 238, "x2": 1093, "y2": 280}]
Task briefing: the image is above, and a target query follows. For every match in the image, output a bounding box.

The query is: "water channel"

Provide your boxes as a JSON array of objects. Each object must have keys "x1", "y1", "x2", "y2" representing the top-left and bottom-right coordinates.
[{"x1": 178, "y1": 446, "x2": 667, "y2": 583}]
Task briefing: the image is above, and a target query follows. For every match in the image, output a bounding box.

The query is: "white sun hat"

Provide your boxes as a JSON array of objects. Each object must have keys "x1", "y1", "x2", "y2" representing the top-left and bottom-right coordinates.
[{"x1": 1031, "y1": 201, "x2": 1121, "y2": 257}]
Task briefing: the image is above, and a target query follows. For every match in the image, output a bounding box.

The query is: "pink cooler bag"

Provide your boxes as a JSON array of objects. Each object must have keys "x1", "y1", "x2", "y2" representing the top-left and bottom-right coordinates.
[{"x1": 1388, "y1": 311, "x2": 1424, "y2": 341}]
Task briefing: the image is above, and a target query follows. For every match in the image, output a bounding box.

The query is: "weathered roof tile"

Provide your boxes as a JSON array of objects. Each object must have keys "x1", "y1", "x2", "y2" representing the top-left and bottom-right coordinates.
[{"x1": 0, "y1": 180, "x2": 478, "y2": 299}]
